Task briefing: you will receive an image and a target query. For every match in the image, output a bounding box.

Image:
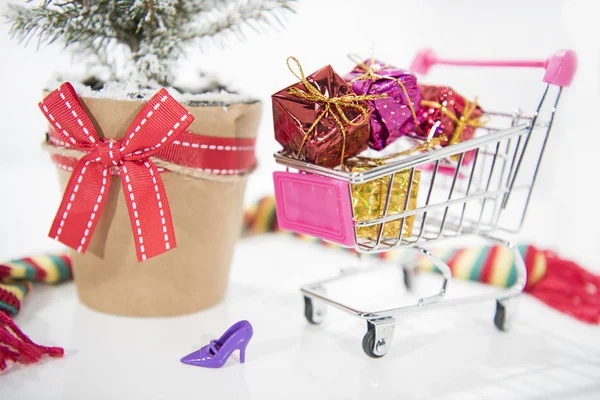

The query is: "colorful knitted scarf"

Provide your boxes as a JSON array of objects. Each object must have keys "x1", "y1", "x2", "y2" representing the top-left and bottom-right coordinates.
[
  {"x1": 1, "y1": 196, "x2": 598, "y2": 372},
  {"x1": 0, "y1": 255, "x2": 71, "y2": 371},
  {"x1": 243, "y1": 196, "x2": 600, "y2": 324}
]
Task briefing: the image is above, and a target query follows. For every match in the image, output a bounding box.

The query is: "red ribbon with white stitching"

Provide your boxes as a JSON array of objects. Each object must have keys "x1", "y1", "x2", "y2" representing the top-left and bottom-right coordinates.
[
  {"x1": 48, "y1": 131, "x2": 257, "y2": 175},
  {"x1": 40, "y1": 83, "x2": 195, "y2": 261}
]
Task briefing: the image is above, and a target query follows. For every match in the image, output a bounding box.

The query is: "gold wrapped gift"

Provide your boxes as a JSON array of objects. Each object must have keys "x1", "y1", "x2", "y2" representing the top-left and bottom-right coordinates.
[{"x1": 349, "y1": 159, "x2": 420, "y2": 241}]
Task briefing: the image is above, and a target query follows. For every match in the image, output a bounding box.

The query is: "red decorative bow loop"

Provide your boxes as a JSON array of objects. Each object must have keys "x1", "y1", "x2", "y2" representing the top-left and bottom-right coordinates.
[
  {"x1": 40, "y1": 82, "x2": 100, "y2": 147},
  {"x1": 40, "y1": 83, "x2": 194, "y2": 262},
  {"x1": 95, "y1": 139, "x2": 123, "y2": 167}
]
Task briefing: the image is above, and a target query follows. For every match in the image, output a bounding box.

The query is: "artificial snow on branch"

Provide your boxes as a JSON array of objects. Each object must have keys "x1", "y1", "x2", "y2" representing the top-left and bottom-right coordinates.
[
  {"x1": 5, "y1": 0, "x2": 296, "y2": 86},
  {"x1": 179, "y1": 0, "x2": 294, "y2": 41}
]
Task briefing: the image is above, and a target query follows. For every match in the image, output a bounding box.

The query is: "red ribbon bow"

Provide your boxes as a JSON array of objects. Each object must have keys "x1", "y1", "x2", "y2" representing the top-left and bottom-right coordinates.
[{"x1": 39, "y1": 83, "x2": 194, "y2": 262}]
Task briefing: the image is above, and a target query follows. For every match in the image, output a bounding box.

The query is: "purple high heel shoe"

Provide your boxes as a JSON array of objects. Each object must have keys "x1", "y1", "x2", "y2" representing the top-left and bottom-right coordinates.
[{"x1": 180, "y1": 320, "x2": 253, "y2": 368}]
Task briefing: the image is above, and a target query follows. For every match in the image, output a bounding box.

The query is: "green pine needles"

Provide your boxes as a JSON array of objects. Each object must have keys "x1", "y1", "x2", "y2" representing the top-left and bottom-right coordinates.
[{"x1": 5, "y1": 0, "x2": 296, "y2": 86}]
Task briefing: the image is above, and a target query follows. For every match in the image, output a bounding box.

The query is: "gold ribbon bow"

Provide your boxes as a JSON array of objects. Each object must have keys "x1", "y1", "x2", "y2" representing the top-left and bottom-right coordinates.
[
  {"x1": 347, "y1": 134, "x2": 448, "y2": 162},
  {"x1": 420, "y1": 97, "x2": 487, "y2": 160},
  {"x1": 286, "y1": 56, "x2": 386, "y2": 166},
  {"x1": 347, "y1": 54, "x2": 420, "y2": 127},
  {"x1": 349, "y1": 55, "x2": 488, "y2": 159},
  {"x1": 421, "y1": 97, "x2": 486, "y2": 145}
]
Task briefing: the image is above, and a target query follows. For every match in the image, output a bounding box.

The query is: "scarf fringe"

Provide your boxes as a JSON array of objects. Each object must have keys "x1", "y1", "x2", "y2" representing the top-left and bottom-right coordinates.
[
  {"x1": 0, "y1": 311, "x2": 63, "y2": 372},
  {"x1": 528, "y1": 251, "x2": 600, "y2": 324}
]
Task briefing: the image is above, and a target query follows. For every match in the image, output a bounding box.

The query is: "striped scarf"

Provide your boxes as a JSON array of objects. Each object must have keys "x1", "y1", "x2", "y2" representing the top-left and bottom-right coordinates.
[
  {"x1": 1, "y1": 196, "x2": 598, "y2": 372},
  {"x1": 1, "y1": 255, "x2": 71, "y2": 371},
  {"x1": 244, "y1": 196, "x2": 600, "y2": 324}
]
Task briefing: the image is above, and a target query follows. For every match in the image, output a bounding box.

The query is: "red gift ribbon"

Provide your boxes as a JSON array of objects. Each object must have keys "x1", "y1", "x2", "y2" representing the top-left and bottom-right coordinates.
[
  {"x1": 39, "y1": 83, "x2": 194, "y2": 262},
  {"x1": 47, "y1": 122, "x2": 258, "y2": 175}
]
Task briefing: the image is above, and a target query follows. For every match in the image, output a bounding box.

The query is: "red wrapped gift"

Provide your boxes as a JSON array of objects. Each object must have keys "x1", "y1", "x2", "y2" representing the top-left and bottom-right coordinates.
[
  {"x1": 414, "y1": 85, "x2": 484, "y2": 148},
  {"x1": 272, "y1": 57, "x2": 379, "y2": 168}
]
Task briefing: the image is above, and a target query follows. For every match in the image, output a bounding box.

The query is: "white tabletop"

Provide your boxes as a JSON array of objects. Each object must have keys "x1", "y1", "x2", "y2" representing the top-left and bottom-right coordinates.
[
  {"x1": 1, "y1": 1, "x2": 600, "y2": 397},
  {"x1": 1, "y1": 233, "x2": 599, "y2": 400}
]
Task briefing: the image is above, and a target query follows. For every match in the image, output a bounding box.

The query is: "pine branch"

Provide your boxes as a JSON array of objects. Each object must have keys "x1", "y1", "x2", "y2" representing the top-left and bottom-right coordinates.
[
  {"x1": 182, "y1": 0, "x2": 249, "y2": 14},
  {"x1": 6, "y1": 3, "x2": 115, "y2": 50},
  {"x1": 179, "y1": 0, "x2": 296, "y2": 42},
  {"x1": 4, "y1": 0, "x2": 297, "y2": 86}
]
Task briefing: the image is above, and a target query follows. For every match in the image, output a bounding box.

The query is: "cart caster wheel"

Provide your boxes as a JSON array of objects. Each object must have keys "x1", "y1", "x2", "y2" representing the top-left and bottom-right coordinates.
[
  {"x1": 304, "y1": 295, "x2": 326, "y2": 325},
  {"x1": 362, "y1": 319, "x2": 395, "y2": 358},
  {"x1": 362, "y1": 328, "x2": 384, "y2": 358},
  {"x1": 494, "y1": 300, "x2": 512, "y2": 332},
  {"x1": 402, "y1": 266, "x2": 415, "y2": 291}
]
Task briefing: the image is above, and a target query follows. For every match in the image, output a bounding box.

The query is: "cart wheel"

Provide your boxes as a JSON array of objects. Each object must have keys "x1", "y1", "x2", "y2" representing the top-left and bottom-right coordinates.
[
  {"x1": 402, "y1": 266, "x2": 415, "y2": 291},
  {"x1": 494, "y1": 300, "x2": 508, "y2": 332},
  {"x1": 304, "y1": 295, "x2": 326, "y2": 325},
  {"x1": 362, "y1": 328, "x2": 383, "y2": 358},
  {"x1": 362, "y1": 321, "x2": 394, "y2": 358}
]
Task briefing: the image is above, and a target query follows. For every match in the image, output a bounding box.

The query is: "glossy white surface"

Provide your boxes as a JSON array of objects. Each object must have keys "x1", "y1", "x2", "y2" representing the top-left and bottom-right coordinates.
[
  {"x1": 1, "y1": 235, "x2": 600, "y2": 399},
  {"x1": 1, "y1": 0, "x2": 600, "y2": 398}
]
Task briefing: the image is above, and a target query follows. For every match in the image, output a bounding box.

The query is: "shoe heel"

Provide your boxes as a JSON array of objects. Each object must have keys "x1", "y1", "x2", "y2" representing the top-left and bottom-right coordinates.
[{"x1": 239, "y1": 343, "x2": 248, "y2": 364}]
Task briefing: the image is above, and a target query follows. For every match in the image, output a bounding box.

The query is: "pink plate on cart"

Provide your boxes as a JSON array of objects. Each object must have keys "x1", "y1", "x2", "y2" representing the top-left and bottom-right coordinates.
[{"x1": 273, "y1": 171, "x2": 355, "y2": 246}]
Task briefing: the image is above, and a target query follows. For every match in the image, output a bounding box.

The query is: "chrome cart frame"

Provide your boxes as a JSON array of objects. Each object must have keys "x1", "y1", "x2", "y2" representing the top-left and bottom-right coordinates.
[{"x1": 273, "y1": 49, "x2": 576, "y2": 357}]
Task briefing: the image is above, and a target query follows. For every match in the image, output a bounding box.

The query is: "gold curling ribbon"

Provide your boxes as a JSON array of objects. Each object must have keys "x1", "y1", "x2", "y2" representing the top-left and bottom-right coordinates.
[
  {"x1": 368, "y1": 135, "x2": 448, "y2": 159},
  {"x1": 347, "y1": 54, "x2": 420, "y2": 126},
  {"x1": 420, "y1": 97, "x2": 488, "y2": 160},
  {"x1": 347, "y1": 155, "x2": 420, "y2": 241},
  {"x1": 286, "y1": 57, "x2": 386, "y2": 166},
  {"x1": 347, "y1": 55, "x2": 487, "y2": 160}
]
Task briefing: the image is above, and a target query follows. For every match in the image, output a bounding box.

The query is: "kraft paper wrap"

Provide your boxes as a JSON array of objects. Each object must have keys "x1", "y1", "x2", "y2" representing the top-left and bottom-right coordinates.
[{"x1": 53, "y1": 95, "x2": 261, "y2": 317}]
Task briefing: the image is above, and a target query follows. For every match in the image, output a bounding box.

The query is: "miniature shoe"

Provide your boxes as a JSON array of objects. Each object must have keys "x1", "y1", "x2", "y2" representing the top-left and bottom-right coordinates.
[{"x1": 180, "y1": 320, "x2": 253, "y2": 368}]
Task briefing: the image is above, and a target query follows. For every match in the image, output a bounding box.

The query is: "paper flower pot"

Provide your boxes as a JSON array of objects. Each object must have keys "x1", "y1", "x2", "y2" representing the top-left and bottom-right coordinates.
[{"x1": 45, "y1": 88, "x2": 261, "y2": 317}]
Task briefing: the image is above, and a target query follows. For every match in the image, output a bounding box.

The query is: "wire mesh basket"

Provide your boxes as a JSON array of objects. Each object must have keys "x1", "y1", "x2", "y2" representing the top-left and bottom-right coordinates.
[{"x1": 273, "y1": 49, "x2": 576, "y2": 358}]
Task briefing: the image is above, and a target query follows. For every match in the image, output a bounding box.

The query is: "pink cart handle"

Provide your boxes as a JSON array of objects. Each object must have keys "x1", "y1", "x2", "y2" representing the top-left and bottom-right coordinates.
[{"x1": 409, "y1": 48, "x2": 577, "y2": 87}]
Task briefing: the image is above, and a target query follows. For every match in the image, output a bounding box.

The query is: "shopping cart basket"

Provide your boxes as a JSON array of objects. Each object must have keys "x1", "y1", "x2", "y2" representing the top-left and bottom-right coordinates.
[{"x1": 272, "y1": 49, "x2": 577, "y2": 358}]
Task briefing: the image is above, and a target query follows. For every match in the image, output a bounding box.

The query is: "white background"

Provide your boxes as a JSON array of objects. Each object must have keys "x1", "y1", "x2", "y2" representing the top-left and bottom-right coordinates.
[
  {"x1": 0, "y1": 0, "x2": 599, "y2": 399},
  {"x1": 0, "y1": 0, "x2": 599, "y2": 269}
]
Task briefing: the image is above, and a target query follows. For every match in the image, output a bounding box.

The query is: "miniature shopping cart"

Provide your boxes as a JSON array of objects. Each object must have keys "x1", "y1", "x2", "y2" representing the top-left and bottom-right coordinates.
[{"x1": 272, "y1": 49, "x2": 577, "y2": 358}]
